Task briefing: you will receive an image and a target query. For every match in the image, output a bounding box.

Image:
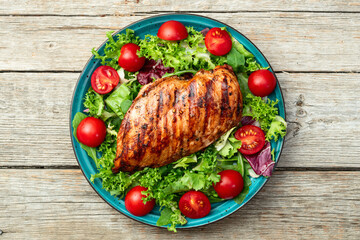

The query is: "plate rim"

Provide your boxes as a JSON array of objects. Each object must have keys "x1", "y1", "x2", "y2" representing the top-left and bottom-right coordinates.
[{"x1": 69, "y1": 13, "x2": 286, "y2": 230}]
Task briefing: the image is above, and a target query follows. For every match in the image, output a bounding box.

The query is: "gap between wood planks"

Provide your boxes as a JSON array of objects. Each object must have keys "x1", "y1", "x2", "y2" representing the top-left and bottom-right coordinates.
[
  {"x1": 1, "y1": 166, "x2": 360, "y2": 171},
  {"x1": 1, "y1": 10, "x2": 360, "y2": 17}
]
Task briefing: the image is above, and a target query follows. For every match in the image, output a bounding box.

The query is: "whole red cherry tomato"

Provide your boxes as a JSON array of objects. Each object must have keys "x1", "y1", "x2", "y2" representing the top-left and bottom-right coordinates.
[
  {"x1": 248, "y1": 69, "x2": 277, "y2": 97},
  {"x1": 125, "y1": 186, "x2": 155, "y2": 216},
  {"x1": 76, "y1": 117, "x2": 106, "y2": 147},
  {"x1": 157, "y1": 20, "x2": 188, "y2": 41},
  {"x1": 213, "y1": 170, "x2": 244, "y2": 199},
  {"x1": 205, "y1": 27, "x2": 232, "y2": 56},
  {"x1": 118, "y1": 43, "x2": 145, "y2": 72}
]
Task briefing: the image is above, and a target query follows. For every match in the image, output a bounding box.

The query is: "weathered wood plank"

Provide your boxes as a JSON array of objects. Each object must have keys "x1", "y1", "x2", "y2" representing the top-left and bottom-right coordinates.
[
  {"x1": 0, "y1": 169, "x2": 359, "y2": 239},
  {"x1": 0, "y1": 73, "x2": 76, "y2": 166},
  {"x1": 279, "y1": 72, "x2": 360, "y2": 168},
  {"x1": 0, "y1": 13, "x2": 359, "y2": 72},
  {"x1": 0, "y1": 72, "x2": 359, "y2": 168},
  {"x1": 1, "y1": 0, "x2": 360, "y2": 15}
]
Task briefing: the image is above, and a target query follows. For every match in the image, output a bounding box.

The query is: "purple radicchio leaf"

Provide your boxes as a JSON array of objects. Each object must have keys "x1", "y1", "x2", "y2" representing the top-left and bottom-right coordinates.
[
  {"x1": 137, "y1": 59, "x2": 174, "y2": 85},
  {"x1": 83, "y1": 108, "x2": 90, "y2": 113},
  {"x1": 200, "y1": 28, "x2": 210, "y2": 36},
  {"x1": 243, "y1": 142, "x2": 275, "y2": 177},
  {"x1": 241, "y1": 116, "x2": 261, "y2": 128}
]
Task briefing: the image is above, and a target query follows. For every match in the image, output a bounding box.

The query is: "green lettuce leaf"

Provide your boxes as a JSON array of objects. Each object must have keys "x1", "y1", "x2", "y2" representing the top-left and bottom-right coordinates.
[
  {"x1": 162, "y1": 69, "x2": 197, "y2": 78},
  {"x1": 244, "y1": 57, "x2": 268, "y2": 73},
  {"x1": 218, "y1": 140, "x2": 241, "y2": 158},
  {"x1": 233, "y1": 159, "x2": 252, "y2": 204},
  {"x1": 100, "y1": 110, "x2": 117, "y2": 122},
  {"x1": 126, "y1": 79, "x2": 142, "y2": 100},
  {"x1": 243, "y1": 94, "x2": 287, "y2": 141},
  {"x1": 105, "y1": 84, "x2": 132, "y2": 119},
  {"x1": 139, "y1": 27, "x2": 226, "y2": 72},
  {"x1": 228, "y1": 135, "x2": 242, "y2": 156},
  {"x1": 92, "y1": 29, "x2": 140, "y2": 70},
  {"x1": 157, "y1": 207, "x2": 173, "y2": 226},
  {"x1": 215, "y1": 128, "x2": 242, "y2": 158},
  {"x1": 193, "y1": 146, "x2": 219, "y2": 172},
  {"x1": 173, "y1": 154, "x2": 198, "y2": 169},
  {"x1": 217, "y1": 152, "x2": 245, "y2": 176},
  {"x1": 180, "y1": 171, "x2": 206, "y2": 191},
  {"x1": 232, "y1": 38, "x2": 254, "y2": 58},
  {"x1": 237, "y1": 72, "x2": 252, "y2": 97},
  {"x1": 266, "y1": 115, "x2": 287, "y2": 141},
  {"x1": 243, "y1": 94, "x2": 280, "y2": 132},
  {"x1": 226, "y1": 46, "x2": 245, "y2": 72},
  {"x1": 90, "y1": 133, "x2": 141, "y2": 197},
  {"x1": 83, "y1": 88, "x2": 104, "y2": 117},
  {"x1": 214, "y1": 127, "x2": 236, "y2": 151},
  {"x1": 156, "y1": 205, "x2": 187, "y2": 232}
]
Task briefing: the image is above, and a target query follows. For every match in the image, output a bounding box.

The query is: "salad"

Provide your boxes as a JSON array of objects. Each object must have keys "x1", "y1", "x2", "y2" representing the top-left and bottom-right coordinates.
[{"x1": 72, "y1": 20, "x2": 287, "y2": 232}]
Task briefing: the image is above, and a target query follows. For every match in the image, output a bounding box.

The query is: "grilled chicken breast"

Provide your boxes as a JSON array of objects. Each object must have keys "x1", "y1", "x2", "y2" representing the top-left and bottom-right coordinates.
[{"x1": 113, "y1": 65, "x2": 242, "y2": 173}]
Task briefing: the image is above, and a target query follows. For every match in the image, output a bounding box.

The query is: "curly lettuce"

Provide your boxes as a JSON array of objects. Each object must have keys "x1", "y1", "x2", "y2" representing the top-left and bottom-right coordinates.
[
  {"x1": 92, "y1": 29, "x2": 140, "y2": 70},
  {"x1": 243, "y1": 94, "x2": 287, "y2": 141},
  {"x1": 267, "y1": 115, "x2": 287, "y2": 141},
  {"x1": 138, "y1": 27, "x2": 226, "y2": 72},
  {"x1": 83, "y1": 88, "x2": 104, "y2": 117},
  {"x1": 214, "y1": 127, "x2": 242, "y2": 158}
]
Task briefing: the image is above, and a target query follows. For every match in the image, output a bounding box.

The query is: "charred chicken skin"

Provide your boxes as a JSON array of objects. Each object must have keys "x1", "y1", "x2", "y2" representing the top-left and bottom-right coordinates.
[{"x1": 113, "y1": 65, "x2": 242, "y2": 173}]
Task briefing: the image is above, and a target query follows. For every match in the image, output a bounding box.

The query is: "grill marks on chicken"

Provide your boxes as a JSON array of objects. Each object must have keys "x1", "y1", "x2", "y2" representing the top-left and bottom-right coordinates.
[{"x1": 113, "y1": 65, "x2": 242, "y2": 173}]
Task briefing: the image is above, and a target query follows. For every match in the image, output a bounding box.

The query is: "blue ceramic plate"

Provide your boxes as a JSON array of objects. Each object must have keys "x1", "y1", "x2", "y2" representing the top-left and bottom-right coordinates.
[{"x1": 70, "y1": 14, "x2": 285, "y2": 229}]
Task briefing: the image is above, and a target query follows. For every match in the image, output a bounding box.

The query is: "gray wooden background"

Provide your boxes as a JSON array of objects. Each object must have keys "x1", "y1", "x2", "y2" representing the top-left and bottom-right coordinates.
[{"x1": 0, "y1": 0, "x2": 359, "y2": 239}]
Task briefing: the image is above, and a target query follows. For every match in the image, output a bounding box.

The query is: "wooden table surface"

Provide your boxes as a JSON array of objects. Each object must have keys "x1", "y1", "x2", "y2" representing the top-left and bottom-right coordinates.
[{"x1": 1, "y1": 0, "x2": 360, "y2": 239}]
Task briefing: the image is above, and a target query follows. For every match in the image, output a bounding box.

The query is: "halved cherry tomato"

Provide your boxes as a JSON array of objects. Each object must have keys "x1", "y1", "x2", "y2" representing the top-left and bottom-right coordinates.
[
  {"x1": 91, "y1": 66, "x2": 120, "y2": 94},
  {"x1": 248, "y1": 69, "x2": 277, "y2": 97},
  {"x1": 213, "y1": 170, "x2": 244, "y2": 199},
  {"x1": 157, "y1": 20, "x2": 188, "y2": 41},
  {"x1": 118, "y1": 43, "x2": 145, "y2": 72},
  {"x1": 205, "y1": 28, "x2": 232, "y2": 56},
  {"x1": 76, "y1": 117, "x2": 106, "y2": 147},
  {"x1": 179, "y1": 191, "x2": 211, "y2": 219},
  {"x1": 234, "y1": 125, "x2": 265, "y2": 155},
  {"x1": 125, "y1": 186, "x2": 155, "y2": 216}
]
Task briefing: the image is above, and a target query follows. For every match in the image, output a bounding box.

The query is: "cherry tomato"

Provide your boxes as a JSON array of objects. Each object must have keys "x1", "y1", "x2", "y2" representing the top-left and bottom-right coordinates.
[
  {"x1": 205, "y1": 28, "x2": 232, "y2": 56},
  {"x1": 213, "y1": 170, "x2": 244, "y2": 199},
  {"x1": 76, "y1": 117, "x2": 106, "y2": 148},
  {"x1": 235, "y1": 125, "x2": 266, "y2": 155},
  {"x1": 179, "y1": 191, "x2": 211, "y2": 219},
  {"x1": 157, "y1": 20, "x2": 188, "y2": 41},
  {"x1": 118, "y1": 43, "x2": 145, "y2": 72},
  {"x1": 125, "y1": 186, "x2": 155, "y2": 216},
  {"x1": 248, "y1": 69, "x2": 277, "y2": 97},
  {"x1": 91, "y1": 66, "x2": 120, "y2": 94}
]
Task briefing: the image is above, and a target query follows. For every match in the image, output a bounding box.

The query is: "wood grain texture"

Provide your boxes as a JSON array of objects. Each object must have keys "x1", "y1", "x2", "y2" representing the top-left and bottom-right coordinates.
[
  {"x1": 0, "y1": 169, "x2": 359, "y2": 239},
  {"x1": 1, "y1": 0, "x2": 360, "y2": 15},
  {"x1": 0, "y1": 72, "x2": 359, "y2": 168},
  {"x1": 279, "y1": 72, "x2": 360, "y2": 168},
  {"x1": 0, "y1": 73, "x2": 76, "y2": 166},
  {"x1": 0, "y1": 12, "x2": 359, "y2": 72}
]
